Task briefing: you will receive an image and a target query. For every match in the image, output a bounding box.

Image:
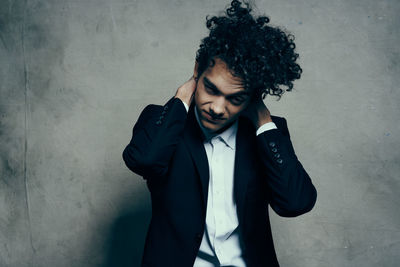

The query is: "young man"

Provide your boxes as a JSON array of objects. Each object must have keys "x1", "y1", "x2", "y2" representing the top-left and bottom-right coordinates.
[{"x1": 123, "y1": 1, "x2": 317, "y2": 266}]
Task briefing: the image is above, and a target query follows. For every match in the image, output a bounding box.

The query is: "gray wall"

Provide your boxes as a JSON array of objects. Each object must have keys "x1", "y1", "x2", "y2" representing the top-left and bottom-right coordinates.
[{"x1": 1, "y1": 0, "x2": 399, "y2": 266}]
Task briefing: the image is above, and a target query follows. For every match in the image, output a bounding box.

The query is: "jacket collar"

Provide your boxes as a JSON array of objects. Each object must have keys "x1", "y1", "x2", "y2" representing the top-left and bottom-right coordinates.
[{"x1": 183, "y1": 103, "x2": 210, "y2": 210}]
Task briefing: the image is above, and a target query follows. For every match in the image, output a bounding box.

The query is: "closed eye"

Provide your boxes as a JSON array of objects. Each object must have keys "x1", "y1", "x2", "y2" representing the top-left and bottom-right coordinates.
[
  {"x1": 229, "y1": 96, "x2": 246, "y2": 105},
  {"x1": 205, "y1": 86, "x2": 219, "y2": 95}
]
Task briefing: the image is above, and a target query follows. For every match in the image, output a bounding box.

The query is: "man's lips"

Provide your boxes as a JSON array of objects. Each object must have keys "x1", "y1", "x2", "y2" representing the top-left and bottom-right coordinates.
[{"x1": 202, "y1": 110, "x2": 225, "y2": 123}]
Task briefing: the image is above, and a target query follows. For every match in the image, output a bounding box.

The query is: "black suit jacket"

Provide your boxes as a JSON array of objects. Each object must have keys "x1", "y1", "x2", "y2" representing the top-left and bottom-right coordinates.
[{"x1": 123, "y1": 97, "x2": 317, "y2": 267}]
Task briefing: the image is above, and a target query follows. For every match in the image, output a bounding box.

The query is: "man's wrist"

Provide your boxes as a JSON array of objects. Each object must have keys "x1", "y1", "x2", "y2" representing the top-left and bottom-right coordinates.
[
  {"x1": 174, "y1": 96, "x2": 190, "y2": 111},
  {"x1": 256, "y1": 110, "x2": 273, "y2": 128},
  {"x1": 256, "y1": 121, "x2": 277, "y2": 136},
  {"x1": 177, "y1": 98, "x2": 189, "y2": 112}
]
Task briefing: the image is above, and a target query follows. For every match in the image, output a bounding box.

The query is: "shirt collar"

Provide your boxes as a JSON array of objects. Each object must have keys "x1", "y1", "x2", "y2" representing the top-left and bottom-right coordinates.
[{"x1": 194, "y1": 106, "x2": 237, "y2": 150}]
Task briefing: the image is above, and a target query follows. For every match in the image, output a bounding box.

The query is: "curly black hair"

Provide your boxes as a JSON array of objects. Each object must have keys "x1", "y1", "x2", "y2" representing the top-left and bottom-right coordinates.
[{"x1": 195, "y1": 0, "x2": 302, "y2": 99}]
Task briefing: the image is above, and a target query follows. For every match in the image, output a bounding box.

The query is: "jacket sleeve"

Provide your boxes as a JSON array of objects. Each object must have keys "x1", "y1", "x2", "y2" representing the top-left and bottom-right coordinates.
[
  {"x1": 256, "y1": 117, "x2": 317, "y2": 217},
  {"x1": 122, "y1": 97, "x2": 188, "y2": 178}
]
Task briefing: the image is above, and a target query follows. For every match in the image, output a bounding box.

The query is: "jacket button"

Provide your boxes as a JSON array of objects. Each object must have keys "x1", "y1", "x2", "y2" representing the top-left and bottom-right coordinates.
[
  {"x1": 159, "y1": 115, "x2": 164, "y2": 120},
  {"x1": 156, "y1": 120, "x2": 161, "y2": 125},
  {"x1": 164, "y1": 106, "x2": 169, "y2": 110},
  {"x1": 161, "y1": 110, "x2": 166, "y2": 115},
  {"x1": 271, "y1": 147, "x2": 278, "y2": 153},
  {"x1": 269, "y1": 141, "x2": 276, "y2": 147},
  {"x1": 276, "y1": 158, "x2": 283, "y2": 164},
  {"x1": 274, "y1": 153, "x2": 280, "y2": 158}
]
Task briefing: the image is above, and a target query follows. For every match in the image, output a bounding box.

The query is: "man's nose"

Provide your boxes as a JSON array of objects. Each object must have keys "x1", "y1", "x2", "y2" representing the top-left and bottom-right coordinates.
[{"x1": 210, "y1": 97, "x2": 225, "y2": 117}]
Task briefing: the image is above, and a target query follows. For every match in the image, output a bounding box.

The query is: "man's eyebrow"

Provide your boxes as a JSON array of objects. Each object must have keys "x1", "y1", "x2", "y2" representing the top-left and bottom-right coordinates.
[
  {"x1": 203, "y1": 77, "x2": 219, "y2": 92},
  {"x1": 203, "y1": 76, "x2": 250, "y2": 97}
]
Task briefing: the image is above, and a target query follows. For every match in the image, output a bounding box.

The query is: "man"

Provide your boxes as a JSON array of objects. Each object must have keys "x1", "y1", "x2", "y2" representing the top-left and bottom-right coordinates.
[{"x1": 122, "y1": 1, "x2": 317, "y2": 266}]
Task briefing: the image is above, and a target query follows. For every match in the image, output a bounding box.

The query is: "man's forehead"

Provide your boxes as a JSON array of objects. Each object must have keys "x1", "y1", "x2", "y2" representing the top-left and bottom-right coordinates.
[{"x1": 203, "y1": 59, "x2": 248, "y2": 93}]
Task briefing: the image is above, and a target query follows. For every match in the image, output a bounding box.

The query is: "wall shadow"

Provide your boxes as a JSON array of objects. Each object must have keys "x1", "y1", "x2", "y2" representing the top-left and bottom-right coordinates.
[{"x1": 104, "y1": 208, "x2": 151, "y2": 267}]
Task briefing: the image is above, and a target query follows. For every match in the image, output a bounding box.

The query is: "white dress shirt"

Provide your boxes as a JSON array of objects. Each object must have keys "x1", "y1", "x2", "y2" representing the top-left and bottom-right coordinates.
[{"x1": 179, "y1": 100, "x2": 277, "y2": 266}]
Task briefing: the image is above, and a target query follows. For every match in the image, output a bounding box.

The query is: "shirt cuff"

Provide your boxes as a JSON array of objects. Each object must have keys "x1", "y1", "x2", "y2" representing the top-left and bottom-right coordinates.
[
  {"x1": 178, "y1": 99, "x2": 189, "y2": 112},
  {"x1": 256, "y1": 121, "x2": 278, "y2": 136}
]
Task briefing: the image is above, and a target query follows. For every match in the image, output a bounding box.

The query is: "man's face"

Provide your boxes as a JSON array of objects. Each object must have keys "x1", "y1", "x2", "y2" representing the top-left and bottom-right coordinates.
[{"x1": 194, "y1": 58, "x2": 252, "y2": 133}]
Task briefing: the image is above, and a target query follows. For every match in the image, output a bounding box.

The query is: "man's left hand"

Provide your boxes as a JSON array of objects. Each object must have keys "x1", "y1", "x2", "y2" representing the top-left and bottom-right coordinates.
[{"x1": 241, "y1": 97, "x2": 273, "y2": 128}]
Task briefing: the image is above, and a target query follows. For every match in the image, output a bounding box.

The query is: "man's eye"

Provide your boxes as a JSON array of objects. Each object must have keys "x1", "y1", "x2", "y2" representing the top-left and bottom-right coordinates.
[
  {"x1": 206, "y1": 87, "x2": 218, "y2": 95},
  {"x1": 230, "y1": 97, "x2": 245, "y2": 105}
]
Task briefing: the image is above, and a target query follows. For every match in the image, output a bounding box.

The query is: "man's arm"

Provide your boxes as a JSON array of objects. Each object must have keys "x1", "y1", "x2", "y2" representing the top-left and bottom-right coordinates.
[
  {"x1": 257, "y1": 117, "x2": 317, "y2": 217},
  {"x1": 122, "y1": 97, "x2": 188, "y2": 178},
  {"x1": 243, "y1": 99, "x2": 317, "y2": 217},
  {"x1": 122, "y1": 63, "x2": 198, "y2": 179}
]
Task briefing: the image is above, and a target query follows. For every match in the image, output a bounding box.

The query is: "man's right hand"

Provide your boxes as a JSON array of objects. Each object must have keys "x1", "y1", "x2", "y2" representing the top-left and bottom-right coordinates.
[{"x1": 174, "y1": 61, "x2": 199, "y2": 107}]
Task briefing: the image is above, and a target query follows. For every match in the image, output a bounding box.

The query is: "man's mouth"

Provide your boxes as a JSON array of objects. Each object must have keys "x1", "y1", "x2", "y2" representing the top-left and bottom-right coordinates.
[{"x1": 202, "y1": 111, "x2": 225, "y2": 124}]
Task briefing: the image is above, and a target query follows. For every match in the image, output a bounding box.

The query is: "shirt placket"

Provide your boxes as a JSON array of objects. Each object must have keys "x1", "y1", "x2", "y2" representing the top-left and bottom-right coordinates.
[{"x1": 210, "y1": 136, "x2": 226, "y2": 260}]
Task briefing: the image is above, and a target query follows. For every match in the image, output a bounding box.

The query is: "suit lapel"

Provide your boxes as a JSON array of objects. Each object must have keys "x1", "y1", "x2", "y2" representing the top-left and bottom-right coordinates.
[
  {"x1": 234, "y1": 117, "x2": 257, "y2": 224},
  {"x1": 183, "y1": 103, "x2": 210, "y2": 209}
]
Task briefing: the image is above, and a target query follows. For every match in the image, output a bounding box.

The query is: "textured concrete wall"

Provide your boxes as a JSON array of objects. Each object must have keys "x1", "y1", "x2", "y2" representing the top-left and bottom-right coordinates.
[{"x1": 0, "y1": 0, "x2": 399, "y2": 266}]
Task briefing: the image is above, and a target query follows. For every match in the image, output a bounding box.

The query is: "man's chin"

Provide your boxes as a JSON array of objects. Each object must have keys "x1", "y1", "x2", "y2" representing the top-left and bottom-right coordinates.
[
  {"x1": 200, "y1": 118, "x2": 235, "y2": 134},
  {"x1": 200, "y1": 119, "x2": 222, "y2": 132}
]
